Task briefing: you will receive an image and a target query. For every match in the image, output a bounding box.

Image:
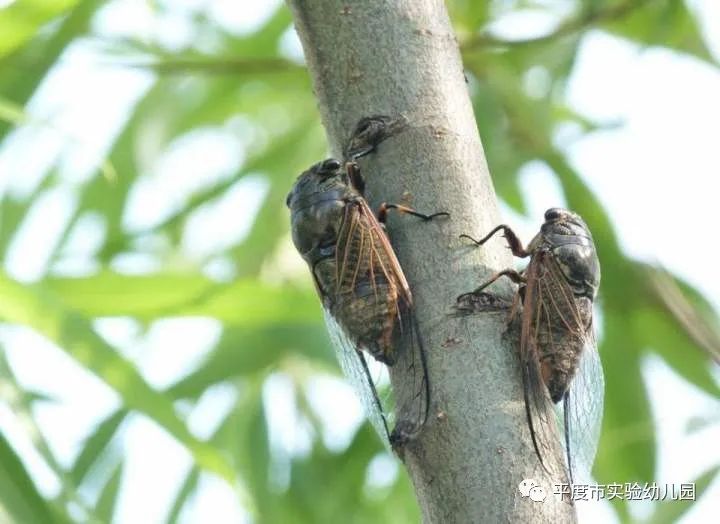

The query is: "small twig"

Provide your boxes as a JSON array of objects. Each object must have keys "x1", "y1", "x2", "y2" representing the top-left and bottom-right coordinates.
[
  {"x1": 112, "y1": 57, "x2": 305, "y2": 76},
  {"x1": 462, "y1": 0, "x2": 647, "y2": 51}
]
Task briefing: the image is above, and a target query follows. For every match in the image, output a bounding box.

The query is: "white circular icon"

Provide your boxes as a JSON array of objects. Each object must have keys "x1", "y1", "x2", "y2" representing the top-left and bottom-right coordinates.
[
  {"x1": 518, "y1": 478, "x2": 537, "y2": 497},
  {"x1": 529, "y1": 486, "x2": 547, "y2": 502}
]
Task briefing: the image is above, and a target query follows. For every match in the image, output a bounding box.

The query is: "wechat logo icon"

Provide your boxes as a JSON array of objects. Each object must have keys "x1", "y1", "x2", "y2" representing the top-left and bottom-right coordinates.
[{"x1": 519, "y1": 479, "x2": 546, "y2": 502}]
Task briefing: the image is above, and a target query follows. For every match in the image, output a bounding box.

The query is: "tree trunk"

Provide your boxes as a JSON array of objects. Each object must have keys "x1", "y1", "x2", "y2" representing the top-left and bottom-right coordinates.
[{"x1": 286, "y1": 1, "x2": 575, "y2": 522}]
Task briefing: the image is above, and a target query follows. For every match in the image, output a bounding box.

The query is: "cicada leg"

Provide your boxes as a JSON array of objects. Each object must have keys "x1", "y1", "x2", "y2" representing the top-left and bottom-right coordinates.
[
  {"x1": 457, "y1": 269, "x2": 526, "y2": 303},
  {"x1": 460, "y1": 225, "x2": 530, "y2": 258},
  {"x1": 377, "y1": 203, "x2": 449, "y2": 223},
  {"x1": 344, "y1": 158, "x2": 448, "y2": 224},
  {"x1": 345, "y1": 161, "x2": 366, "y2": 194}
]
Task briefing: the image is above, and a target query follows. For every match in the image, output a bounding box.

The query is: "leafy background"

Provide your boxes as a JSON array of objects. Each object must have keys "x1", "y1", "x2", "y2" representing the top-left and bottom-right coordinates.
[{"x1": 0, "y1": 0, "x2": 718, "y2": 522}]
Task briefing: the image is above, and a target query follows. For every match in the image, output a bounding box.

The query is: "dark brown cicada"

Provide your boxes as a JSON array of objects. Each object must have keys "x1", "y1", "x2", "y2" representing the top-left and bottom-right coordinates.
[
  {"x1": 287, "y1": 148, "x2": 446, "y2": 449},
  {"x1": 459, "y1": 208, "x2": 603, "y2": 482}
]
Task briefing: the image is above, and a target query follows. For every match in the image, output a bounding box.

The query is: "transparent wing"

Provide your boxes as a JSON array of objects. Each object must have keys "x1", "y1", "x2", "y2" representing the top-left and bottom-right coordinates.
[
  {"x1": 519, "y1": 256, "x2": 562, "y2": 477},
  {"x1": 332, "y1": 199, "x2": 429, "y2": 448},
  {"x1": 386, "y1": 304, "x2": 430, "y2": 446},
  {"x1": 322, "y1": 309, "x2": 393, "y2": 451},
  {"x1": 556, "y1": 332, "x2": 604, "y2": 484},
  {"x1": 526, "y1": 253, "x2": 602, "y2": 482}
]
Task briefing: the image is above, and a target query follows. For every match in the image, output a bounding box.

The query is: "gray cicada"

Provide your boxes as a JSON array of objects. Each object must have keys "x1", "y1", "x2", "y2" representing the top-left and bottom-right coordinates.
[
  {"x1": 459, "y1": 208, "x2": 603, "y2": 482},
  {"x1": 287, "y1": 124, "x2": 446, "y2": 449}
]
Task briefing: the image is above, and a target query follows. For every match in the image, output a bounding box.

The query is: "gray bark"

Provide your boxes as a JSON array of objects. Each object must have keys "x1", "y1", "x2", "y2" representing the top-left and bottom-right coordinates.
[{"x1": 286, "y1": 1, "x2": 575, "y2": 522}]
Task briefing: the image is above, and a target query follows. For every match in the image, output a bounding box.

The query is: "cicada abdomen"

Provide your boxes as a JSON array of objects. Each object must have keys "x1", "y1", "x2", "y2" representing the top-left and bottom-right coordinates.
[
  {"x1": 459, "y1": 208, "x2": 603, "y2": 483},
  {"x1": 287, "y1": 156, "x2": 446, "y2": 450}
]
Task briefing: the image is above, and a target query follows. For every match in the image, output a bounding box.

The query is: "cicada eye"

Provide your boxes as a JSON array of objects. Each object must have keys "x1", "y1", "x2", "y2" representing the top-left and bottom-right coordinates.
[
  {"x1": 285, "y1": 190, "x2": 293, "y2": 208},
  {"x1": 321, "y1": 158, "x2": 342, "y2": 173},
  {"x1": 544, "y1": 208, "x2": 565, "y2": 222}
]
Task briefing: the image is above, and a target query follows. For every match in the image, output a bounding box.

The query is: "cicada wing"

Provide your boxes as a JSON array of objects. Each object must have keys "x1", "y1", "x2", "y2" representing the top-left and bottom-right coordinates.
[
  {"x1": 322, "y1": 309, "x2": 393, "y2": 451},
  {"x1": 338, "y1": 200, "x2": 430, "y2": 447},
  {"x1": 520, "y1": 355, "x2": 559, "y2": 478},
  {"x1": 387, "y1": 297, "x2": 430, "y2": 446},
  {"x1": 556, "y1": 332, "x2": 604, "y2": 485},
  {"x1": 536, "y1": 254, "x2": 603, "y2": 484},
  {"x1": 519, "y1": 257, "x2": 563, "y2": 477}
]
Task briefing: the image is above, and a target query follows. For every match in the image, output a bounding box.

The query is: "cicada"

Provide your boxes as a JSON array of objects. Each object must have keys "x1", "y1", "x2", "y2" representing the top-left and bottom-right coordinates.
[
  {"x1": 287, "y1": 151, "x2": 446, "y2": 449},
  {"x1": 458, "y1": 208, "x2": 603, "y2": 482}
]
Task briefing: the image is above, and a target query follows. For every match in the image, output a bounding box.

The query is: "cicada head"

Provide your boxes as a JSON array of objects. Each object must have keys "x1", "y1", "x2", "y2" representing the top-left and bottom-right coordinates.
[
  {"x1": 542, "y1": 208, "x2": 590, "y2": 237},
  {"x1": 287, "y1": 158, "x2": 357, "y2": 261},
  {"x1": 540, "y1": 207, "x2": 600, "y2": 299}
]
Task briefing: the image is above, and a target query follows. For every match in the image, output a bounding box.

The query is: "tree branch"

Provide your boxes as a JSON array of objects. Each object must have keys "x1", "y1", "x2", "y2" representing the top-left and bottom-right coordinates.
[{"x1": 287, "y1": 1, "x2": 573, "y2": 522}]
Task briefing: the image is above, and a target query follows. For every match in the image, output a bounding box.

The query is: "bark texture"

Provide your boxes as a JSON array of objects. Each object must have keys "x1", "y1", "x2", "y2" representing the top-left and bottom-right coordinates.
[{"x1": 287, "y1": 1, "x2": 575, "y2": 522}]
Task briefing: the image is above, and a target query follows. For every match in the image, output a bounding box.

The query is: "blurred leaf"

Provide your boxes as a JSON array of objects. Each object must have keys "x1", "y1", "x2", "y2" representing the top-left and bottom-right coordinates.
[
  {"x1": 211, "y1": 380, "x2": 271, "y2": 513},
  {"x1": 95, "y1": 462, "x2": 123, "y2": 523},
  {"x1": 0, "y1": 431, "x2": 66, "y2": 524},
  {"x1": 0, "y1": 352, "x2": 98, "y2": 521},
  {"x1": 123, "y1": 56, "x2": 305, "y2": 76},
  {"x1": 168, "y1": 324, "x2": 335, "y2": 400},
  {"x1": 166, "y1": 468, "x2": 199, "y2": 523},
  {"x1": 70, "y1": 410, "x2": 127, "y2": 485},
  {"x1": 0, "y1": 195, "x2": 29, "y2": 255},
  {"x1": 0, "y1": 0, "x2": 103, "y2": 140},
  {"x1": 470, "y1": 71, "x2": 528, "y2": 214},
  {"x1": 0, "y1": 94, "x2": 28, "y2": 123},
  {"x1": 596, "y1": 313, "x2": 655, "y2": 486},
  {"x1": 47, "y1": 272, "x2": 216, "y2": 316},
  {"x1": 685, "y1": 414, "x2": 720, "y2": 435},
  {"x1": 246, "y1": 390, "x2": 270, "y2": 510},
  {"x1": 645, "y1": 465, "x2": 719, "y2": 524},
  {"x1": 47, "y1": 272, "x2": 323, "y2": 326},
  {"x1": 0, "y1": 272, "x2": 238, "y2": 487},
  {"x1": 646, "y1": 268, "x2": 720, "y2": 364},
  {"x1": 635, "y1": 306, "x2": 720, "y2": 398},
  {"x1": 0, "y1": 0, "x2": 80, "y2": 60},
  {"x1": 605, "y1": 0, "x2": 717, "y2": 66},
  {"x1": 0, "y1": 95, "x2": 116, "y2": 181},
  {"x1": 447, "y1": 0, "x2": 490, "y2": 37}
]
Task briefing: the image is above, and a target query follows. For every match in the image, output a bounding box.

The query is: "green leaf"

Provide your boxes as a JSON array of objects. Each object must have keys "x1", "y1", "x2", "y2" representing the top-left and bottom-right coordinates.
[
  {"x1": 0, "y1": 0, "x2": 103, "y2": 142},
  {"x1": 0, "y1": 273, "x2": 239, "y2": 488},
  {"x1": 595, "y1": 313, "x2": 655, "y2": 485},
  {"x1": 0, "y1": 0, "x2": 81, "y2": 60},
  {"x1": 47, "y1": 272, "x2": 323, "y2": 326},
  {"x1": 70, "y1": 410, "x2": 128, "y2": 485},
  {"x1": 95, "y1": 462, "x2": 123, "y2": 523},
  {"x1": 168, "y1": 324, "x2": 335, "y2": 400},
  {"x1": 0, "y1": 431, "x2": 65, "y2": 524},
  {"x1": 448, "y1": 0, "x2": 490, "y2": 36},
  {"x1": 635, "y1": 307, "x2": 720, "y2": 398},
  {"x1": 605, "y1": 0, "x2": 717, "y2": 66},
  {"x1": 165, "y1": 468, "x2": 199, "y2": 524},
  {"x1": 245, "y1": 393, "x2": 270, "y2": 510},
  {"x1": 646, "y1": 465, "x2": 720, "y2": 524},
  {"x1": 0, "y1": 95, "x2": 116, "y2": 181},
  {"x1": 212, "y1": 381, "x2": 271, "y2": 512},
  {"x1": 0, "y1": 95, "x2": 27, "y2": 124},
  {"x1": 0, "y1": 352, "x2": 98, "y2": 521},
  {"x1": 470, "y1": 71, "x2": 528, "y2": 214},
  {"x1": 47, "y1": 272, "x2": 217, "y2": 318}
]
